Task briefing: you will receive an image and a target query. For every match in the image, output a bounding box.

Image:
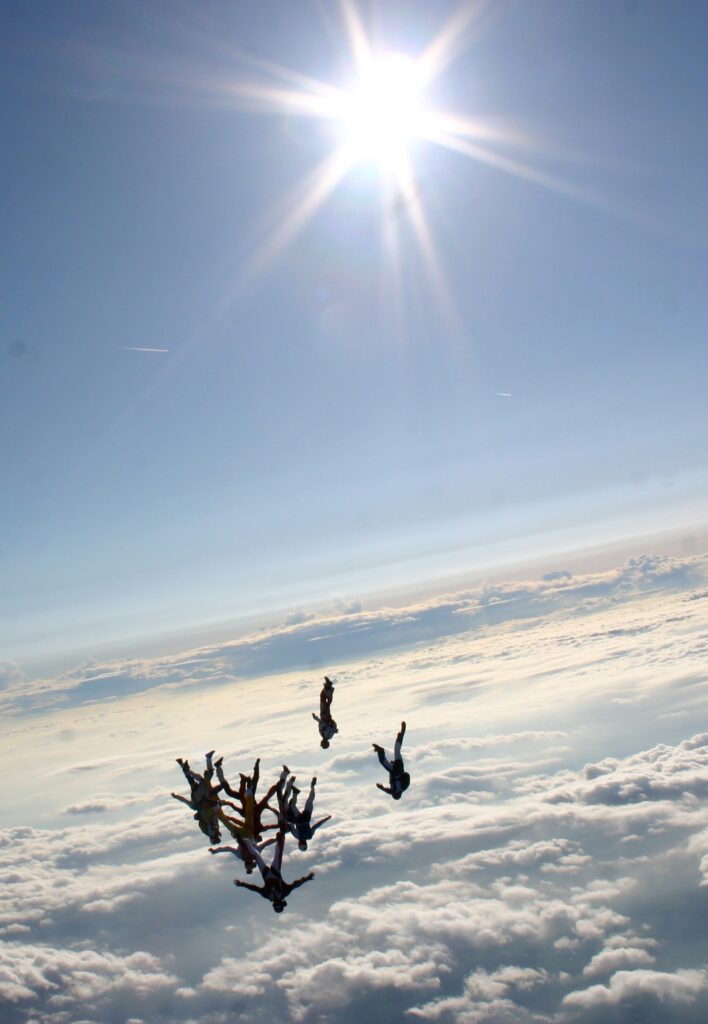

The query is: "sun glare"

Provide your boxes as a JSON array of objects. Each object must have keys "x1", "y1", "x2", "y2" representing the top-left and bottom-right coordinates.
[
  {"x1": 339, "y1": 53, "x2": 426, "y2": 170},
  {"x1": 219, "y1": 1, "x2": 576, "y2": 321}
]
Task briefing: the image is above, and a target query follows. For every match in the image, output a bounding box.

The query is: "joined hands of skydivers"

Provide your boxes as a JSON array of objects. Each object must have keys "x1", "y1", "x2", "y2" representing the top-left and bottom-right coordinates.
[{"x1": 172, "y1": 677, "x2": 411, "y2": 914}]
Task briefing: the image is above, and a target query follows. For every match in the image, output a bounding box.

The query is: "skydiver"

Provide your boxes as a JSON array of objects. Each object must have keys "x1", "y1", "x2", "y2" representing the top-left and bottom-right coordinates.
[
  {"x1": 172, "y1": 750, "x2": 223, "y2": 843},
  {"x1": 233, "y1": 832, "x2": 315, "y2": 913},
  {"x1": 373, "y1": 721, "x2": 410, "y2": 800},
  {"x1": 284, "y1": 776, "x2": 331, "y2": 851}
]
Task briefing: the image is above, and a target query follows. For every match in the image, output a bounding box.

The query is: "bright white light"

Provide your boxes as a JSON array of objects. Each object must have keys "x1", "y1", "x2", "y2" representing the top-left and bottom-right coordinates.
[{"x1": 339, "y1": 53, "x2": 426, "y2": 170}]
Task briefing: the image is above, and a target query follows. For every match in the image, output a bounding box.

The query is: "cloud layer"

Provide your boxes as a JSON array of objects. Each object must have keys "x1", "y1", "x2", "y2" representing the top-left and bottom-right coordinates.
[{"x1": 1, "y1": 552, "x2": 707, "y2": 1022}]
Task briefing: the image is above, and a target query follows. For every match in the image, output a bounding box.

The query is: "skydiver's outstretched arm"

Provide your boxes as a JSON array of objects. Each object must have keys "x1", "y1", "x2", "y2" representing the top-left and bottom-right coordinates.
[
  {"x1": 209, "y1": 845, "x2": 241, "y2": 857},
  {"x1": 376, "y1": 783, "x2": 392, "y2": 794},
  {"x1": 251, "y1": 758, "x2": 261, "y2": 797},
  {"x1": 171, "y1": 793, "x2": 193, "y2": 807},
  {"x1": 310, "y1": 815, "x2": 331, "y2": 836},
  {"x1": 233, "y1": 879, "x2": 266, "y2": 896},
  {"x1": 312, "y1": 712, "x2": 321, "y2": 724},
  {"x1": 287, "y1": 872, "x2": 315, "y2": 893}
]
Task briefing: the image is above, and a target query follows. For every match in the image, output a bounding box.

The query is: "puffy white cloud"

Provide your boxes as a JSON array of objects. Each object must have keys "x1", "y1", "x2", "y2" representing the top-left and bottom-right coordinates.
[{"x1": 564, "y1": 967, "x2": 708, "y2": 1009}]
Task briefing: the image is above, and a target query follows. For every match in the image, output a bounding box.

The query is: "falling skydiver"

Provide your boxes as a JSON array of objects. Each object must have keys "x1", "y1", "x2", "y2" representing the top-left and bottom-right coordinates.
[{"x1": 373, "y1": 721, "x2": 410, "y2": 800}]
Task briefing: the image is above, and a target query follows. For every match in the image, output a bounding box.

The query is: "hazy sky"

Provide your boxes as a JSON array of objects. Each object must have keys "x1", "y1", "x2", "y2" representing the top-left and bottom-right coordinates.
[{"x1": 2, "y1": 0, "x2": 707, "y2": 665}]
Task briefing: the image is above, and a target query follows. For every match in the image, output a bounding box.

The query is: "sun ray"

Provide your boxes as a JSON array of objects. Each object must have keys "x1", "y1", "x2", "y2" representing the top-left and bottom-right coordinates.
[
  {"x1": 417, "y1": 0, "x2": 493, "y2": 87},
  {"x1": 339, "y1": 0, "x2": 373, "y2": 77},
  {"x1": 218, "y1": 79, "x2": 340, "y2": 119},
  {"x1": 426, "y1": 127, "x2": 607, "y2": 209},
  {"x1": 236, "y1": 146, "x2": 355, "y2": 294},
  {"x1": 394, "y1": 158, "x2": 460, "y2": 336}
]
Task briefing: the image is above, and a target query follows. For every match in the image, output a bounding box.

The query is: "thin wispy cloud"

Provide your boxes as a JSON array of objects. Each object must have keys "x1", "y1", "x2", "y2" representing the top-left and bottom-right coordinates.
[{"x1": 118, "y1": 346, "x2": 170, "y2": 353}]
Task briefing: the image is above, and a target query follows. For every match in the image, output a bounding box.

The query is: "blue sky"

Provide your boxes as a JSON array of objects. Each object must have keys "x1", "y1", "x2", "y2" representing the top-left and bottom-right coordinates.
[{"x1": 2, "y1": 0, "x2": 707, "y2": 666}]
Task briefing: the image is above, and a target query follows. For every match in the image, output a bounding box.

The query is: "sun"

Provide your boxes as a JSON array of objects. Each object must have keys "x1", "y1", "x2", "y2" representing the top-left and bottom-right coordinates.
[
  {"x1": 338, "y1": 53, "x2": 427, "y2": 172},
  {"x1": 216, "y1": 0, "x2": 571, "y2": 317}
]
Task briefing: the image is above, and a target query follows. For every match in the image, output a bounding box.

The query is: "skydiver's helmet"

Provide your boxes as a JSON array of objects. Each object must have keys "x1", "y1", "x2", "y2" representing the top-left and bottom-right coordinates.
[
  {"x1": 273, "y1": 900, "x2": 287, "y2": 913},
  {"x1": 392, "y1": 792, "x2": 402, "y2": 800},
  {"x1": 209, "y1": 822, "x2": 221, "y2": 844},
  {"x1": 320, "y1": 739, "x2": 330, "y2": 749},
  {"x1": 244, "y1": 853, "x2": 257, "y2": 874},
  {"x1": 298, "y1": 840, "x2": 308, "y2": 852}
]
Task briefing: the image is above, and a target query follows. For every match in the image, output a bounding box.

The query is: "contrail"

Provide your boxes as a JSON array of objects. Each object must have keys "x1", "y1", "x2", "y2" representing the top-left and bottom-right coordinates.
[
  {"x1": 119, "y1": 346, "x2": 169, "y2": 353},
  {"x1": 495, "y1": 392, "x2": 512, "y2": 397}
]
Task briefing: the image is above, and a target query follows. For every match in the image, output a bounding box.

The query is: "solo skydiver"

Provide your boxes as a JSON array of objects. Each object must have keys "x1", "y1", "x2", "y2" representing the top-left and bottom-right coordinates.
[{"x1": 373, "y1": 722, "x2": 410, "y2": 800}]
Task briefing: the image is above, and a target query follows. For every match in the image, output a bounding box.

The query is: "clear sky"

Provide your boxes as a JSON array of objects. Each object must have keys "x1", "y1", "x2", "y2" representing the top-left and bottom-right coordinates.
[{"x1": 2, "y1": 0, "x2": 707, "y2": 666}]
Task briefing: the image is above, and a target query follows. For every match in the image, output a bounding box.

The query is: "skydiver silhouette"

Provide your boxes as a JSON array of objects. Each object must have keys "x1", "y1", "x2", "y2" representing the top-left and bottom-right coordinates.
[
  {"x1": 373, "y1": 722, "x2": 410, "y2": 800},
  {"x1": 172, "y1": 750, "x2": 223, "y2": 843},
  {"x1": 234, "y1": 832, "x2": 315, "y2": 913},
  {"x1": 280, "y1": 774, "x2": 331, "y2": 851}
]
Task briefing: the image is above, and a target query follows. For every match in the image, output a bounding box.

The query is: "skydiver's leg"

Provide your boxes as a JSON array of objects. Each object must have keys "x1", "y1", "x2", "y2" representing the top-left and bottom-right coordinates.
[
  {"x1": 375, "y1": 747, "x2": 392, "y2": 772},
  {"x1": 279, "y1": 774, "x2": 296, "y2": 820},
  {"x1": 303, "y1": 778, "x2": 317, "y2": 818},
  {"x1": 216, "y1": 762, "x2": 239, "y2": 800},
  {"x1": 245, "y1": 839, "x2": 268, "y2": 877},
  {"x1": 251, "y1": 758, "x2": 261, "y2": 797},
  {"x1": 239, "y1": 774, "x2": 252, "y2": 803},
  {"x1": 394, "y1": 724, "x2": 405, "y2": 761},
  {"x1": 178, "y1": 761, "x2": 203, "y2": 788},
  {"x1": 272, "y1": 830, "x2": 285, "y2": 874},
  {"x1": 264, "y1": 775, "x2": 280, "y2": 802}
]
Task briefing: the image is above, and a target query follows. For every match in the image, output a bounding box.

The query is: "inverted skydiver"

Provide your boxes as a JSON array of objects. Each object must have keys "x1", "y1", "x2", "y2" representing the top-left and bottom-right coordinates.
[
  {"x1": 373, "y1": 721, "x2": 410, "y2": 800},
  {"x1": 283, "y1": 776, "x2": 331, "y2": 851},
  {"x1": 172, "y1": 750, "x2": 223, "y2": 843},
  {"x1": 234, "y1": 832, "x2": 315, "y2": 913}
]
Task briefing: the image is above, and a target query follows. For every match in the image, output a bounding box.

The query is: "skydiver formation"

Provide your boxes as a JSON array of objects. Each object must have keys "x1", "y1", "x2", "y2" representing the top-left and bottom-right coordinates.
[{"x1": 172, "y1": 675, "x2": 410, "y2": 913}]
